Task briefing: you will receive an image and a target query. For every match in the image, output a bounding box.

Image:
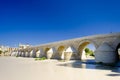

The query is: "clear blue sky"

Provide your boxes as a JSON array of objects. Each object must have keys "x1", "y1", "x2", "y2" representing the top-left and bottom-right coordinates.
[{"x1": 0, "y1": 0, "x2": 120, "y2": 47}]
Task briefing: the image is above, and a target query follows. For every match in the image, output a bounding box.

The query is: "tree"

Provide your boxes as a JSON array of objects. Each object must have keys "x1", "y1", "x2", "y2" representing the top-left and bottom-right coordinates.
[
  {"x1": 0, "y1": 50, "x2": 2, "y2": 54},
  {"x1": 89, "y1": 50, "x2": 94, "y2": 56},
  {"x1": 85, "y1": 48, "x2": 90, "y2": 53},
  {"x1": 84, "y1": 48, "x2": 94, "y2": 57}
]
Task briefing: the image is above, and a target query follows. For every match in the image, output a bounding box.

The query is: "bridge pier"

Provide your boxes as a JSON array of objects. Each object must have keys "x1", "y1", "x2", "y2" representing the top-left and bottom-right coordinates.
[
  {"x1": 64, "y1": 46, "x2": 78, "y2": 61},
  {"x1": 36, "y1": 50, "x2": 40, "y2": 58},
  {"x1": 13, "y1": 33, "x2": 120, "y2": 64},
  {"x1": 18, "y1": 51, "x2": 22, "y2": 57},
  {"x1": 22, "y1": 52, "x2": 26, "y2": 57},
  {"x1": 46, "y1": 48, "x2": 57, "y2": 59},
  {"x1": 25, "y1": 51, "x2": 29, "y2": 57},
  {"x1": 30, "y1": 50, "x2": 36, "y2": 58},
  {"x1": 95, "y1": 43, "x2": 118, "y2": 64},
  {"x1": 16, "y1": 51, "x2": 19, "y2": 56}
]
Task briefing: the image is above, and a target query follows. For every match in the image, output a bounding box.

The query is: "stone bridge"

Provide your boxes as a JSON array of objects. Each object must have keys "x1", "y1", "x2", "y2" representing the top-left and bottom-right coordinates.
[{"x1": 12, "y1": 33, "x2": 120, "y2": 64}]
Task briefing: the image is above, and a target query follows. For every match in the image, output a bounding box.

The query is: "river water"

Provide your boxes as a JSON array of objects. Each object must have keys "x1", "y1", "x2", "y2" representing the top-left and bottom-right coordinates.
[{"x1": 58, "y1": 59, "x2": 120, "y2": 73}]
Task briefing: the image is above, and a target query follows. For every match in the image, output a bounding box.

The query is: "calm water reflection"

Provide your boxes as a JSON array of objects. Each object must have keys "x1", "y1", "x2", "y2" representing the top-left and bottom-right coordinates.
[{"x1": 58, "y1": 59, "x2": 120, "y2": 73}]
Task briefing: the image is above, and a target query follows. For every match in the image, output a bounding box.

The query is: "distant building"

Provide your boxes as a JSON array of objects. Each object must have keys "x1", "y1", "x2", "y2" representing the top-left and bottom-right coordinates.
[
  {"x1": 0, "y1": 46, "x2": 19, "y2": 56},
  {"x1": 0, "y1": 46, "x2": 10, "y2": 56},
  {"x1": 0, "y1": 46, "x2": 9, "y2": 52},
  {"x1": 19, "y1": 44, "x2": 31, "y2": 49},
  {"x1": 0, "y1": 44, "x2": 31, "y2": 56}
]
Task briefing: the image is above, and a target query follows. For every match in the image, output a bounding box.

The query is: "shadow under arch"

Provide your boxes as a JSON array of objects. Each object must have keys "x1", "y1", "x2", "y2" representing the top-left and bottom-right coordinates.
[
  {"x1": 44, "y1": 47, "x2": 50, "y2": 57},
  {"x1": 57, "y1": 46, "x2": 66, "y2": 59},
  {"x1": 115, "y1": 43, "x2": 120, "y2": 60},
  {"x1": 78, "y1": 39, "x2": 97, "y2": 60}
]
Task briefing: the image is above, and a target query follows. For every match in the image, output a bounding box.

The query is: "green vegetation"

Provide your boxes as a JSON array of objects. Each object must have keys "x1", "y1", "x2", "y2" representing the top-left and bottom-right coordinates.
[
  {"x1": 0, "y1": 50, "x2": 3, "y2": 56},
  {"x1": 0, "y1": 50, "x2": 2, "y2": 54},
  {"x1": 16, "y1": 55, "x2": 19, "y2": 58},
  {"x1": 58, "y1": 60, "x2": 65, "y2": 62},
  {"x1": 35, "y1": 57, "x2": 47, "y2": 61},
  {"x1": 84, "y1": 48, "x2": 94, "y2": 56},
  {"x1": 3, "y1": 50, "x2": 8, "y2": 53}
]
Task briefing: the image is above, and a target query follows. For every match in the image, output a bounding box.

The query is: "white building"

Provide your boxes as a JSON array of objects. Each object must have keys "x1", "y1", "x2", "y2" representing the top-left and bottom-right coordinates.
[
  {"x1": 19, "y1": 44, "x2": 31, "y2": 49},
  {"x1": 0, "y1": 46, "x2": 9, "y2": 52}
]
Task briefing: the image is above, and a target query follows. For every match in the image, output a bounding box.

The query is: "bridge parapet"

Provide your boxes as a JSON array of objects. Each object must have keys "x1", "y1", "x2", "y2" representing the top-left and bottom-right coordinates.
[{"x1": 15, "y1": 33, "x2": 120, "y2": 64}]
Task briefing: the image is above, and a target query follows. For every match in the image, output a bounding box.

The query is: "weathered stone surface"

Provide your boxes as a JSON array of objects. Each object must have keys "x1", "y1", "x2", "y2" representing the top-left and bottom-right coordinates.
[
  {"x1": 17, "y1": 33, "x2": 120, "y2": 63},
  {"x1": 95, "y1": 43, "x2": 117, "y2": 64},
  {"x1": 47, "y1": 48, "x2": 56, "y2": 59},
  {"x1": 36, "y1": 50, "x2": 41, "y2": 58},
  {"x1": 64, "y1": 46, "x2": 77, "y2": 60},
  {"x1": 29, "y1": 50, "x2": 36, "y2": 58},
  {"x1": 21, "y1": 52, "x2": 25, "y2": 57},
  {"x1": 25, "y1": 52, "x2": 29, "y2": 57}
]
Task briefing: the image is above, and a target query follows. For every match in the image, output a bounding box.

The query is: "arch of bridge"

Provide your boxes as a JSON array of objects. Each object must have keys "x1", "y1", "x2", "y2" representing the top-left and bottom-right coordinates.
[
  {"x1": 17, "y1": 33, "x2": 120, "y2": 63},
  {"x1": 77, "y1": 39, "x2": 97, "y2": 59}
]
